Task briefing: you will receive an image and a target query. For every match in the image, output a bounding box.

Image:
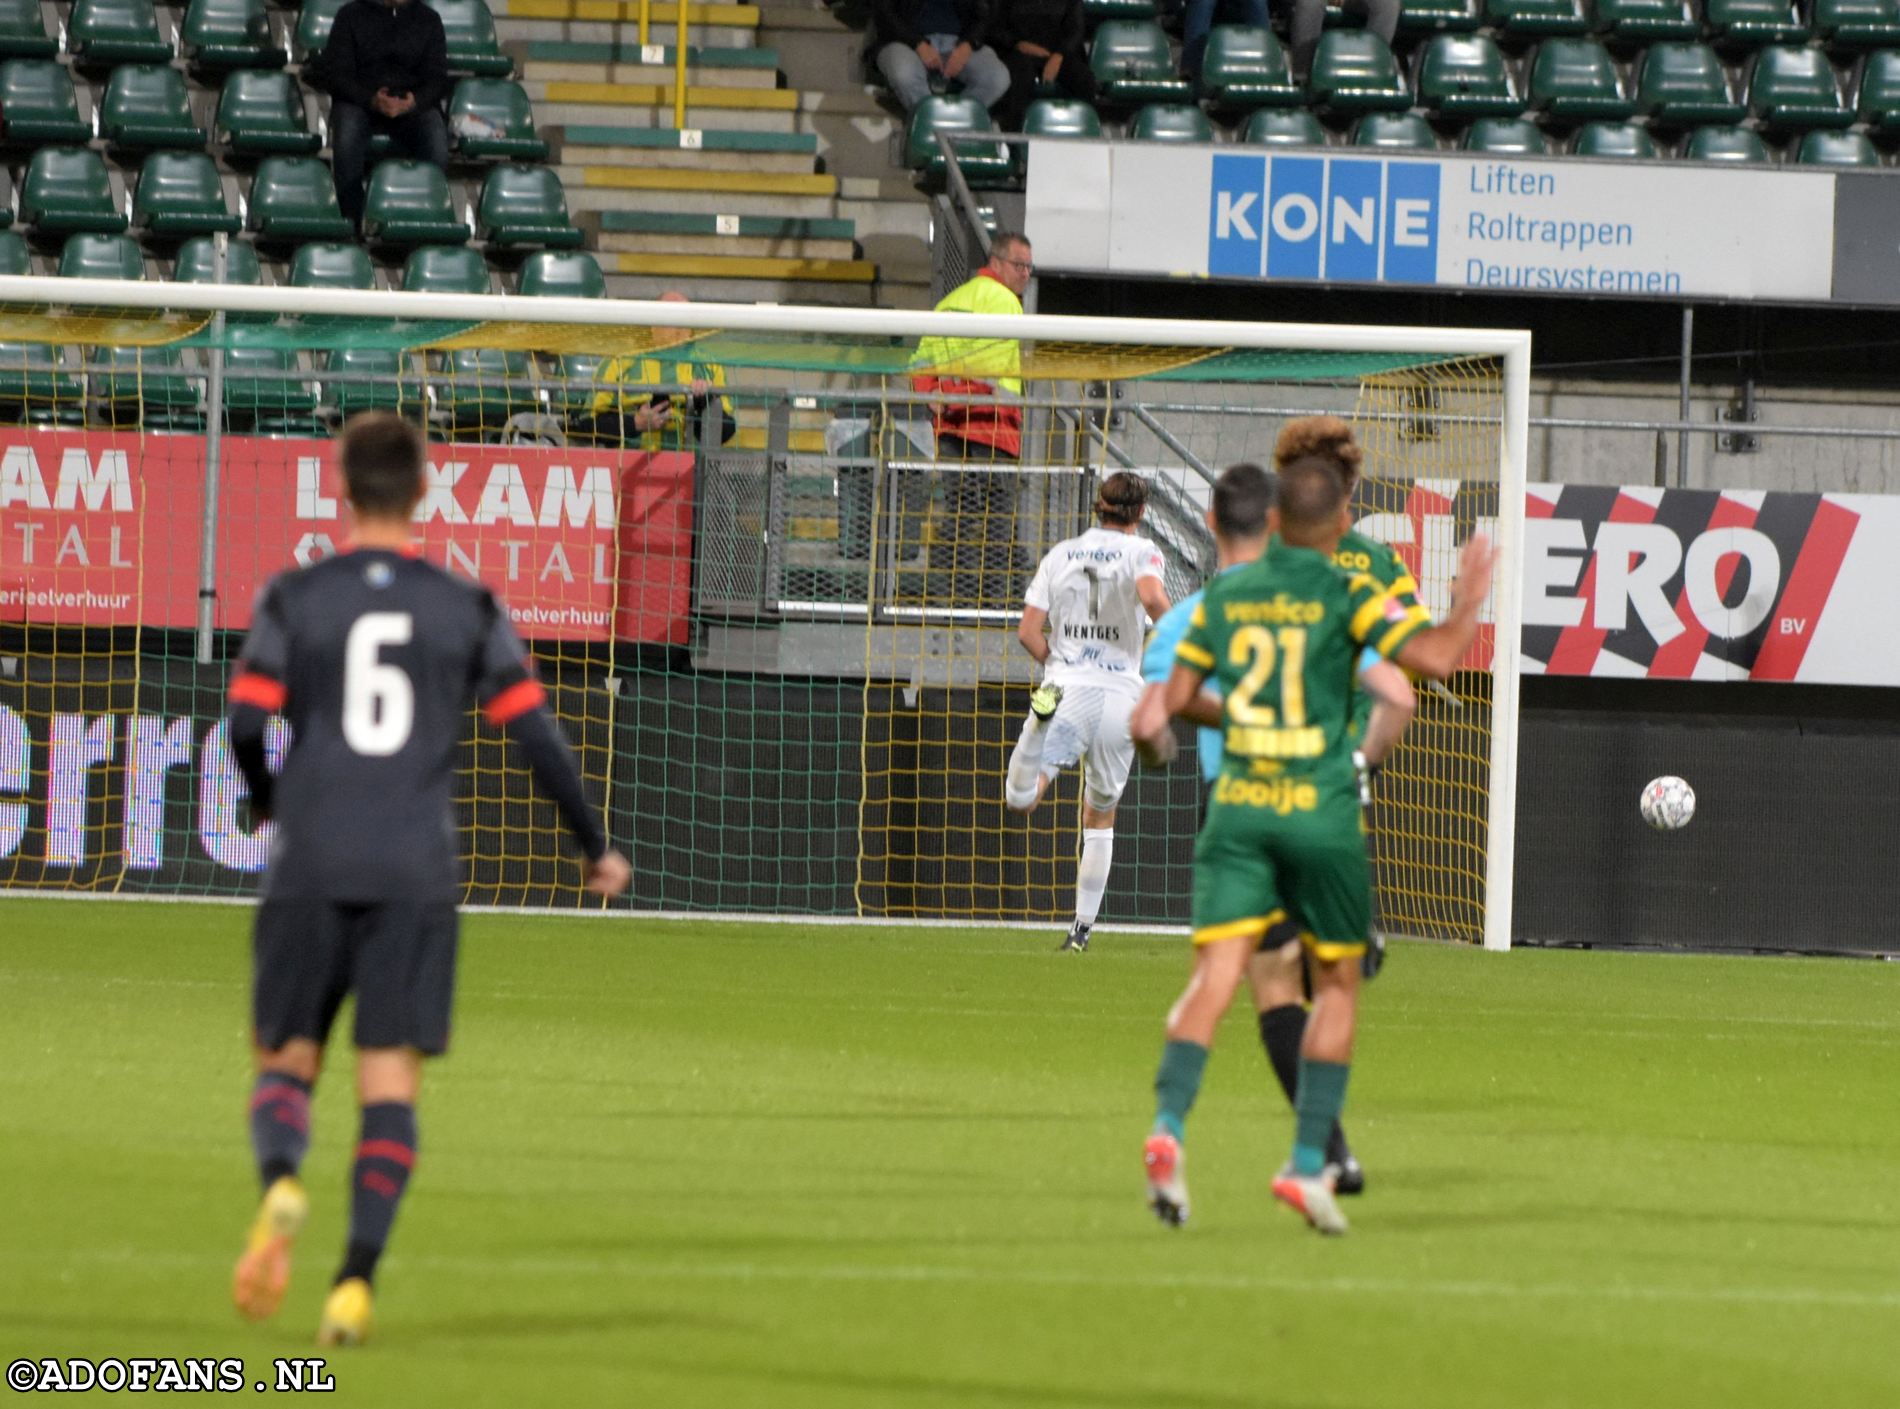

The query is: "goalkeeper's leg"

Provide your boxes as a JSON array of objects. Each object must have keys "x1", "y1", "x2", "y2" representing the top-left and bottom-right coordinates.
[{"x1": 1004, "y1": 684, "x2": 1065, "y2": 812}]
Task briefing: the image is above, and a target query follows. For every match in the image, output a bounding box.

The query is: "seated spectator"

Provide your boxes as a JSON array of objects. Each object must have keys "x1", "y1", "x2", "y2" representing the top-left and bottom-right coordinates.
[
  {"x1": 1181, "y1": 0, "x2": 1270, "y2": 81},
  {"x1": 990, "y1": 0, "x2": 1097, "y2": 130},
  {"x1": 574, "y1": 292, "x2": 738, "y2": 450},
  {"x1": 1292, "y1": 0, "x2": 1398, "y2": 77},
  {"x1": 311, "y1": 0, "x2": 451, "y2": 229},
  {"x1": 873, "y1": 0, "x2": 1011, "y2": 115}
]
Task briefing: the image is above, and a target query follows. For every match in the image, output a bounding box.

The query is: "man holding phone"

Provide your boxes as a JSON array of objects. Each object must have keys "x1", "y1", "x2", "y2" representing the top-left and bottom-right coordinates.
[{"x1": 576, "y1": 292, "x2": 737, "y2": 451}]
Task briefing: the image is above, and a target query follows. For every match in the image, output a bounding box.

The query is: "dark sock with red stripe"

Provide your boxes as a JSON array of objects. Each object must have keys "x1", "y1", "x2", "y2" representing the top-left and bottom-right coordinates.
[
  {"x1": 248, "y1": 1073, "x2": 312, "y2": 1189},
  {"x1": 338, "y1": 1102, "x2": 417, "y2": 1287}
]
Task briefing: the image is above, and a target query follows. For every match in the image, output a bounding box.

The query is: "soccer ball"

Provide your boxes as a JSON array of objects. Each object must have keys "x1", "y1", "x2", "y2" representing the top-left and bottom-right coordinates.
[{"x1": 1639, "y1": 776, "x2": 1696, "y2": 831}]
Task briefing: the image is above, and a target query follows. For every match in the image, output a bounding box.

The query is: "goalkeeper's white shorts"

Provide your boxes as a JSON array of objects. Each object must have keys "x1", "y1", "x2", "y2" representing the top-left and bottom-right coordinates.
[{"x1": 1024, "y1": 685, "x2": 1138, "y2": 811}]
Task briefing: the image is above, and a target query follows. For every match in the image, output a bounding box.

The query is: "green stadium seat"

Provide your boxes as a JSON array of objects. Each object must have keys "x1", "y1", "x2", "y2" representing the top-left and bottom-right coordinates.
[
  {"x1": 1461, "y1": 116, "x2": 1549, "y2": 151},
  {"x1": 1483, "y1": 0, "x2": 1589, "y2": 37},
  {"x1": 132, "y1": 150, "x2": 239, "y2": 237},
  {"x1": 247, "y1": 155, "x2": 354, "y2": 241},
  {"x1": 1746, "y1": 45, "x2": 1853, "y2": 127},
  {"x1": 902, "y1": 96, "x2": 1013, "y2": 187},
  {"x1": 519, "y1": 251, "x2": 605, "y2": 410},
  {"x1": 1090, "y1": 21, "x2": 1192, "y2": 106},
  {"x1": 1635, "y1": 42, "x2": 1745, "y2": 124},
  {"x1": 1241, "y1": 107, "x2": 1326, "y2": 144},
  {"x1": 1398, "y1": 0, "x2": 1481, "y2": 34},
  {"x1": 476, "y1": 164, "x2": 583, "y2": 248},
  {"x1": 1350, "y1": 111, "x2": 1437, "y2": 147},
  {"x1": 21, "y1": 149, "x2": 128, "y2": 235},
  {"x1": 174, "y1": 237, "x2": 263, "y2": 288},
  {"x1": 0, "y1": 0, "x2": 56, "y2": 58},
  {"x1": 448, "y1": 78, "x2": 550, "y2": 160},
  {"x1": 0, "y1": 228, "x2": 78, "y2": 423},
  {"x1": 1856, "y1": 49, "x2": 1900, "y2": 130},
  {"x1": 292, "y1": 0, "x2": 347, "y2": 63},
  {"x1": 68, "y1": 0, "x2": 173, "y2": 66},
  {"x1": 216, "y1": 69, "x2": 318, "y2": 155},
  {"x1": 1682, "y1": 122, "x2": 1772, "y2": 159},
  {"x1": 518, "y1": 249, "x2": 605, "y2": 299},
  {"x1": 223, "y1": 323, "x2": 320, "y2": 432},
  {"x1": 1416, "y1": 34, "x2": 1524, "y2": 117},
  {"x1": 58, "y1": 231, "x2": 144, "y2": 280},
  {"x1": 1592, "y1": 0, "x2": 1697, "y2": 42},
  {"x1": 1127, "y1": 101, "x2": 1216, "y2": 141},
  {"x1": 100, "y1": 64, "x2": 208, "y2": 151},
  {"x1": 0, "y1": 59, "x2": 92, "y2": 143},
  {"x1": 173, "y1": 231, "x2": 265, "y2": 306},
  {"x1": 1528, "y1": 38, "x2": 1635, "y2": 119},
  {"x1": 433, "y1": 0, "x2": 512, "y2": 76},
  {"x1": 1798, "y1": 127, "x2": 1881, "y2": 161},
  {"x1": 405, "y1": 241, "x2": 532, "y2": 433},
  {"x1": 1082, "y1": 0, "x2": 1159, "y2": 18},
  {"x1": 88, "y1": 341, "x2": 203, "y2": 427},
  {"x1": 1014, "y1": 97, "x2": 1102, "y2": 176},
  {"x1": 1703, "y1": 0, "x2": 1807, "y2": 47},
  {"x1": 1571, "y1": 120, "x2": 1659, "y2": 155},
  {"x1": 361, "y1": 159, "x2": 470, "y2": 245},
  {"x1": 1815, "y1": 0, "x2": 1900, "y2": 47},
  {"x1": 288, "y1": 240, "x2": 375, "y2": 290},
  {"x1": 0, "y1": 168, "x2": 10, "y2": 227},
  {"x1": 318, "y1": 345, "x2": 417, "y2": 416},
  {"x1": 181, "y1": 0, "x2": 286, "y2": 72},
  {"x1": 1021, "y1": 97, "x2": 1104, "y2": 138},
  {"x1": 1198, "y1": 26, "x2": 1302, "y2": 109},
  {"x1": 401, "y1": 242, "x2": 488, "y2": 294},
  {"x1": 1307, "y1": 31, "x2": 1411, "y2": 113}
]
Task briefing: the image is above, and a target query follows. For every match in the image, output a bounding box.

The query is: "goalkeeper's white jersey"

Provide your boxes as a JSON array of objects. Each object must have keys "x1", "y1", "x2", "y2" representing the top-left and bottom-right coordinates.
[{"x1": 1024, "y1": 526, "x2": 1166, "y2": 697}]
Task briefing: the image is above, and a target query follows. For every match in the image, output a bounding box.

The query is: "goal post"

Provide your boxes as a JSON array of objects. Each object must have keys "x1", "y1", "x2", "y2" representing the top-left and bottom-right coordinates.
[{"x1": 0, "y1": 273, "x2": 1528, "y2": 949}]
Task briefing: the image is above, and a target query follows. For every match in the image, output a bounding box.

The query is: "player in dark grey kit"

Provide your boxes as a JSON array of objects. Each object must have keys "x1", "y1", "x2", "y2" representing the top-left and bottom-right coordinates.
[{"x1": 227, "y1": 413, "x2": 631, "y2": 1347}]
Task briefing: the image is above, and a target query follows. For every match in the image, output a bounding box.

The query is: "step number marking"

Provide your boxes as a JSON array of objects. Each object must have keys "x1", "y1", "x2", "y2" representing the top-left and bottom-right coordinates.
[
  {"x1": 715, "y1": 214, "x2": 740, "y2": 235},
  {"x1": 679, "y1": 128, "x2": 704, "y2": 149},
  {"x1": 642, "y1": 44, "x2": 664, "y2": 64}
]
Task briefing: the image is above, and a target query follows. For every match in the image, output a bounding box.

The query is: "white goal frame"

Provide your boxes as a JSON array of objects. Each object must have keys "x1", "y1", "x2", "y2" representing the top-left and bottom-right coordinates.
[{"x1": 0, "y1": 276, "x2": 1530, "y2": 951}]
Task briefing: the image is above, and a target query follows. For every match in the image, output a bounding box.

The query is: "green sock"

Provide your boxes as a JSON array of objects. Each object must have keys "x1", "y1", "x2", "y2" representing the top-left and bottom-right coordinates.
[
  {"x1": 1152, "y1": 1039, "x2": 1209, "y2": 1143},
  {"x1": 1292, "y1": 1059, "x2": 1351, "y2": 1176}
]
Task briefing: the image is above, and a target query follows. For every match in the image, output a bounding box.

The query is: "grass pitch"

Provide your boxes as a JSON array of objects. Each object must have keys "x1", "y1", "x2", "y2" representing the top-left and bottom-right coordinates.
[{"x1": 3, "y1": 898, "x2": 1899, "y2": 1408}]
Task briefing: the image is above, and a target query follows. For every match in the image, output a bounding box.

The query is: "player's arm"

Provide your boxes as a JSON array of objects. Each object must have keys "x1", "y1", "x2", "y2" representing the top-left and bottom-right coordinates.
[
  {"x1": 1391, "y1": 535, "x2": 1496, "y2": 682},
  {"x1": 1018, "y1": 552, "x2": 1053, "y2": 664},
  {"x1": 1017, "y1": 604, "x2": 1051, "y2": 665},
  {"x1": 1356, "y1": 657, "x2": 1415, "y2": 767},
  {"x1": 1136, "y1": 572, "x2": 1170, "y2": 625},
  {"x1": 226, "y1": 581, "x2": 292, "y2": 821},
  {"x1": 476, "y1": 605, "x2": 630, "y2": 895}
]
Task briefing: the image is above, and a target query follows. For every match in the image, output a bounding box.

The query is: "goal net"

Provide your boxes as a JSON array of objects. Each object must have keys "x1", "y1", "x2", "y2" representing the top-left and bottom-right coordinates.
[{"x1": 0, "y1": 275, "x2": 1527, "y2": 948}]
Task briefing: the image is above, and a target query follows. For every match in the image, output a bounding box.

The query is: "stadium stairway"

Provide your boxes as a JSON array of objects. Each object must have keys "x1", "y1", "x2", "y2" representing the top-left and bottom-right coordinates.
[{"x1": 492, "y1": 0, "x2": 933, "y2": 306}]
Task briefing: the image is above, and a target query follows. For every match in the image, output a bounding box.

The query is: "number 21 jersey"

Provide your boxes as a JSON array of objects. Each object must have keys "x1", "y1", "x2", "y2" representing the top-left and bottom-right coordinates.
[{"x1": 229, "y1": 548, "x2": 546, "y2": 901}]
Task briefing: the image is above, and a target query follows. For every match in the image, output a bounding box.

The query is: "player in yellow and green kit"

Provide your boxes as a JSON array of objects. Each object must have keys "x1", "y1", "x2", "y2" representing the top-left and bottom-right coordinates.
[
  {"x1": 1245, "y1": 417, "x2": 1434, "y2": 1190},
  {"x1": 1130, "y1": 451, "x2": 1495, "y2": 1236}
]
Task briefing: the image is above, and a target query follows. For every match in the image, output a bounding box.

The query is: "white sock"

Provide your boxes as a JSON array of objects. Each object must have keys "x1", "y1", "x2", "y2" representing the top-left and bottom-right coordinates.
[
  {"x1": 1075, "y1": 828, "x2": 1114, "y2": 927},
  {"x1": 1005, "y1": 716, "x2": 1047, "y2": 810}
]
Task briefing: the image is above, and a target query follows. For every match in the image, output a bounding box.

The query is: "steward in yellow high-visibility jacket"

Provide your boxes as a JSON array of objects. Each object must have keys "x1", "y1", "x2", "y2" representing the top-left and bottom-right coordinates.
[
  {"x1": 576, "y1": 292, "x2": 737, "y2": 451},
  {"x1": 911, "y1": 238, "x2": 1030, "y2": 459}
]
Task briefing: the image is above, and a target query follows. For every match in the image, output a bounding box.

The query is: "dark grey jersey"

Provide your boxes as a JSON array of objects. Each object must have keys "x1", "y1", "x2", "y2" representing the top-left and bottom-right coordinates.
[{"x1": 230, "y1": 548, "x2": 569, "y2": 901}]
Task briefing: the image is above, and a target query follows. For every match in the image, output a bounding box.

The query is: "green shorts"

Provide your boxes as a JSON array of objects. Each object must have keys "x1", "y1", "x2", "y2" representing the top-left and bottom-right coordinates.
[{"x1": 1190, "y1": 775, "x2": 1371, "y2": 962}]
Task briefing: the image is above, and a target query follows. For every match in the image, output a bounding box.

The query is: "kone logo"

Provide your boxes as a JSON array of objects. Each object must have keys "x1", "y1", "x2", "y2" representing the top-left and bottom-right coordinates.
[{"x1": 1207, "y1": 153, "x2": 1440, "y2": 284}]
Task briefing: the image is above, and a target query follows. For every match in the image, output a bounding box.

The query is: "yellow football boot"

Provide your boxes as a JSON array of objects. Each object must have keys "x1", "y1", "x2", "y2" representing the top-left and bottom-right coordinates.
[
  {"x1": 317, "y1": 1277, "x2": 374, "y2": 1347},
  {"x1": 232, "y1": 1176, "x2": 308, "y2": 1321}
]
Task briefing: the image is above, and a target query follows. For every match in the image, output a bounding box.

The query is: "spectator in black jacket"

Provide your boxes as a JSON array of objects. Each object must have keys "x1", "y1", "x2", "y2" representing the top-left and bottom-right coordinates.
[
  {"x1": 873, "y1": 0, "x2": 1010, "y2": 114},
  {"x1": 314, "y1": 0, "x2": 452, "y2": 228},
  {"x1": 989, "y1": 0, "x2": 1096, "y2": 130}
]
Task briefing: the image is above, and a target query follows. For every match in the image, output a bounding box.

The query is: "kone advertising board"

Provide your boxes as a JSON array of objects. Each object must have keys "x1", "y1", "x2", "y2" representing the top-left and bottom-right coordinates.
[{"x1": 1024, "y1": 141, "x2": 1847, "y2": 303}]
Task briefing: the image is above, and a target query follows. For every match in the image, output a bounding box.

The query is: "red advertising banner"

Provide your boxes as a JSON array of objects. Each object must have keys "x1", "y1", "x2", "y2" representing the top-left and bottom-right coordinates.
[{"x1": 0, "y1": 431, "x2": 694, "y2": 645}]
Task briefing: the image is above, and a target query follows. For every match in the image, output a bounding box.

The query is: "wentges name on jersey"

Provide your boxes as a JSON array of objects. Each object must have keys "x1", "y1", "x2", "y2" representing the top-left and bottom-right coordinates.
[{"x1": 1024, "y1": 527, "x2": 1166, "y2": 695}]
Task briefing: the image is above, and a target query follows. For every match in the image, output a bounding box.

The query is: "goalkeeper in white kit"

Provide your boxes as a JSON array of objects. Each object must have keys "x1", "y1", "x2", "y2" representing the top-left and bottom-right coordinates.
[{"x1": 1005, "y1": 472, "x2": 1171, "y2": 951}]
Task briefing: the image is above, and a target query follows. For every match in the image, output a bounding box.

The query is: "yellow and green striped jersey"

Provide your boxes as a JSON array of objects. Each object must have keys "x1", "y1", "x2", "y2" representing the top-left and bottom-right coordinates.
[{"x1": 1178, "y1": 542, "x2": 1430, "y2": 789}]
